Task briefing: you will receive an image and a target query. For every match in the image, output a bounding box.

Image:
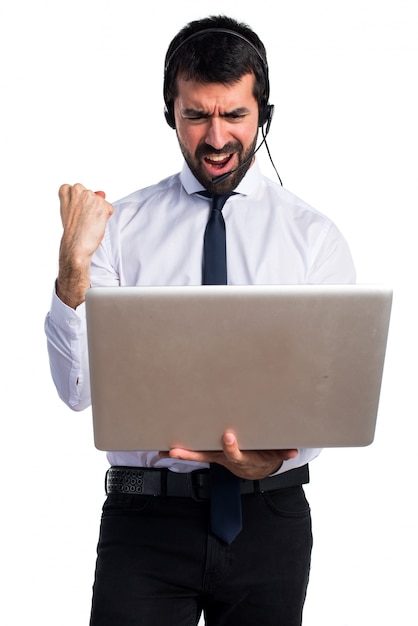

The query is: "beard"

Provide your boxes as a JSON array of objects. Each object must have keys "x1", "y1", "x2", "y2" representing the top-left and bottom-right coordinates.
[{"x1": 178, "y1": 134, "x2": 258, "y2": 195}]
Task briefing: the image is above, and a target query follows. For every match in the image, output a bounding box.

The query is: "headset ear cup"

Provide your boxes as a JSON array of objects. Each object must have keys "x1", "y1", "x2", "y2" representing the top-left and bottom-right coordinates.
[
  {"x1": 164, "y1": 103, "x2": 176, "y2": 129},
  {"x1": 259, "y1": 103, "x2": 273, "y2": 129},
  {"x1": 259, "y1": 103, "x2": 274, "y2": 134}
]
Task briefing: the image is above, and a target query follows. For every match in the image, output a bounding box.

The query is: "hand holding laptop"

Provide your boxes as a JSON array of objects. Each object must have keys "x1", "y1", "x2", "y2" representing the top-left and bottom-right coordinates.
[{"x1": 160, "y1": 431, "x2": 299, "y2": 480}]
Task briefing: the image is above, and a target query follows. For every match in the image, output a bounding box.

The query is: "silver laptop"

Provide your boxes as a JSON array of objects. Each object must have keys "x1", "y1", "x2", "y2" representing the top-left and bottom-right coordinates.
[{"x1": 85, "y1": 284, "x2": 392, "y2": 451}]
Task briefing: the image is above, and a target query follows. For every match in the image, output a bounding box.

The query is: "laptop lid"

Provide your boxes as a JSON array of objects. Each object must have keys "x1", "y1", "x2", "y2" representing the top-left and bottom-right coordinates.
[{"x1": 85, "y1": 284, "x2": 392, "y2": 451}]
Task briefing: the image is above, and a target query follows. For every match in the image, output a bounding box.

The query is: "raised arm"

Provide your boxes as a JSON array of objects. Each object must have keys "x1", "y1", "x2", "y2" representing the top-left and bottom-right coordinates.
[{"x1": 45, "y1": 183, "x2": 114, "y2": 410}]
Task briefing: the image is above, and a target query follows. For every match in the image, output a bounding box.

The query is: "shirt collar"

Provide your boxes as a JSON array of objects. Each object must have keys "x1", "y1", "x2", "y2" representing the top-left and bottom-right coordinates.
[{"x1": 180, "y1": 159, "x2": 262, "y2": 197}]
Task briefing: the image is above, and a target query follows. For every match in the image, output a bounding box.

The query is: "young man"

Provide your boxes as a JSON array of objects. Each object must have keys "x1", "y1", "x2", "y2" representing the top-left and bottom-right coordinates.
[{"x1": 45, "y1": 15, "x2": 355, "y2": 626}]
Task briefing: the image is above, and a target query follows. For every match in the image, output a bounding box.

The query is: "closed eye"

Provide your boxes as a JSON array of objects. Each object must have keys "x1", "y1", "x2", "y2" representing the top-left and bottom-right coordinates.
[
  {"x1": 181, "y1": 107, "x2": 251, "y2": 122},
  {"x1": 223, "y1": 107, "x2": 250, "y2": 120}
]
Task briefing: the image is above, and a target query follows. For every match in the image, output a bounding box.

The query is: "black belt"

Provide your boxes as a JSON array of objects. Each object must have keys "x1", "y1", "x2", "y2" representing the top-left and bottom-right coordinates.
[{"x1": 105, "y1": 464, "x2": 309, "y2": 500}]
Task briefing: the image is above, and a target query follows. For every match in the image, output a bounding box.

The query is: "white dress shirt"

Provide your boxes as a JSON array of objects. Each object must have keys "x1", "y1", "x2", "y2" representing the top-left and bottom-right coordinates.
[{"x1": 45, "y1": 160, "x2": 356, "y2": 474}]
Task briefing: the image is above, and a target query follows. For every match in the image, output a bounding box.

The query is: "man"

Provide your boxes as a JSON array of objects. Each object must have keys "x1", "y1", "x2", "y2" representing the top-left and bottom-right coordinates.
[{"x1": 45, "y1": 15, "x2": 356, "y2": 626}]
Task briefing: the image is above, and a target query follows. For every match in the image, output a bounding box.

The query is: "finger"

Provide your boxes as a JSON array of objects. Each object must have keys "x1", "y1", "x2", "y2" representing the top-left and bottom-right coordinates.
[
  {"x1": 165, "y1": 447, "x2": 223, "y2": 464},
  {"x1": 222, "y1": 432, "x2": 242, "y2": 460},
  {"x1": 58, "y1": 184, "x2": 73, "y2": 225},
  {"x1": 95, "y1": 190, "x2": 106, "y2": 198},
  {"x1": 58, "y1": 183, "x2": 71, "y2": 202},
  {"x1": 280, "y1": 449, "x2": 299, "y2": 459},
  {"x1": 59, "y1": 182, "x2": 88, "y2": 203},
  {"x1": 167, "y1": 446, "x2": 207, "y2": 461}
]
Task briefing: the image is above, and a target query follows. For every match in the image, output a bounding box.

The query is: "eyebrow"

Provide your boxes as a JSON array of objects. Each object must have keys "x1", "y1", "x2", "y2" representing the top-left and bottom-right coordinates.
[{"x1": 181, "y1": 106, "x2": 250, "y2": 118}]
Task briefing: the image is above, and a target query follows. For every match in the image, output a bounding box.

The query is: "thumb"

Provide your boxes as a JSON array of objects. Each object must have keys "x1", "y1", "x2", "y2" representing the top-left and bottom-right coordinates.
[
  {"x1": 95, "y1": 190, "x2": 106, "y2": 199},
  {"x1": 223, "y1": 431, "x2": 238, "y2": 450}
]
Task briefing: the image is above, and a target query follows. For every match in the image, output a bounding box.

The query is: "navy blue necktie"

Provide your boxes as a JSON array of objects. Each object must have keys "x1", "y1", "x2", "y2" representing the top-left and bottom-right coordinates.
[
  {"x1": 202, "y1": 193, "x2": 229, "y2": 285},
  {"x1": 202, "y1": 192, "x2": 243, "y2": 544}
]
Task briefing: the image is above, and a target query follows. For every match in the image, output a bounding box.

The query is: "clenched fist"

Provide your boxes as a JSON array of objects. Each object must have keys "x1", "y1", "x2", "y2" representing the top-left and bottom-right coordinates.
[{"x1": 57, "y1": 183, "x2": 114, "y2": 309}]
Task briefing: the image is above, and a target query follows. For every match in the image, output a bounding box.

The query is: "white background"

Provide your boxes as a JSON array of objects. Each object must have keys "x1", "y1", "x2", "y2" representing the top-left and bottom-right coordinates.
[{"x1": 1, "y1": 1, "x2": 417, "y2": 624}]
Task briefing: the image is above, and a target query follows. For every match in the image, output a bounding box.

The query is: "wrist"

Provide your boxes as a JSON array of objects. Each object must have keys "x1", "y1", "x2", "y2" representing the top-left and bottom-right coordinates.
[{"x1": 57, "y1": 265, "x2": 90, "y2": 310}]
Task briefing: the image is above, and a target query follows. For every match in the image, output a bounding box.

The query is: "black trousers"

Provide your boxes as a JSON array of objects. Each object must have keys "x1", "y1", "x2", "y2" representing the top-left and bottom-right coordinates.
[{"x1": 89, "y1": 484, "x2": 312, "y2": 626}]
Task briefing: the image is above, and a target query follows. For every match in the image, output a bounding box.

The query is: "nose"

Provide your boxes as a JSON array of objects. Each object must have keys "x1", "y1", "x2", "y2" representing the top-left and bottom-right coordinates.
[{"x1": 205, "y1": 117, "x2": 230, "y2": 150}]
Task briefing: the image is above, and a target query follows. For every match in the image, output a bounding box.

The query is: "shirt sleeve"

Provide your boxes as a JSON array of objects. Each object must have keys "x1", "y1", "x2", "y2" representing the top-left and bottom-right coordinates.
[
  {"x1": 272, "y1": 219, "x2": 356, "y2": 474},
  {"x1": 308, "y1": 220, "x2": 357, "y2": 285},
  {"x1": 44, "y1": 286, "x2": 92, "y2": 410},
  {"x1": 275, "y1": 448, "x2": 322, "y2": 475},
  {"x1": 44, "y1": 223, "x2": 119, "y2": 411}
]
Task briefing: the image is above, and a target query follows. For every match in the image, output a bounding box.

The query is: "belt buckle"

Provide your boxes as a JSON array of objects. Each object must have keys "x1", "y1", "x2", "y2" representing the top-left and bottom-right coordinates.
[{"x1": 188, "y1": 471, "x2": 208, "y2": 501}]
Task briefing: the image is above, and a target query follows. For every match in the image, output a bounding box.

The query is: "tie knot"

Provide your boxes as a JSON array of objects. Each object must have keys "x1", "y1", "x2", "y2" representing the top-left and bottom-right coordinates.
[
  {"x1": 212, "y1": 193, "x2": 233, "y2": 211},
  {"x1": 198, "y1": 191, "x2": 235, "y2": 212}
]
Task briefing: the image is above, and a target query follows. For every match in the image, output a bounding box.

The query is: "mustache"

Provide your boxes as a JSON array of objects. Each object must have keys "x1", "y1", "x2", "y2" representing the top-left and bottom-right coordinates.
[{"x1": 195, "y1": 141, "x2": 242, "y2": 159}]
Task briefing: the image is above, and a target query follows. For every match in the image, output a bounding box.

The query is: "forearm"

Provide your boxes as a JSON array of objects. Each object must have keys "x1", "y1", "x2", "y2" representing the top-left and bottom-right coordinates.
[{"x1": 56, "y1": 250, "x2": 91, "y2": 310}]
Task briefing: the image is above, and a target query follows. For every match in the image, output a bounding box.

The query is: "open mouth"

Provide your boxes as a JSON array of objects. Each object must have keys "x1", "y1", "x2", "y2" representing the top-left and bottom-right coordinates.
[{"x1": 204, "y1": 153, "x2": 235, "y2": 172}]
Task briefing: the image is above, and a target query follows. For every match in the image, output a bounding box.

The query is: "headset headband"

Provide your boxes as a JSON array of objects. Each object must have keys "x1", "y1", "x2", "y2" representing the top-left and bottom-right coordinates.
[{"x1": 165, "y1": 28, "x2": 269, "y2": 99}]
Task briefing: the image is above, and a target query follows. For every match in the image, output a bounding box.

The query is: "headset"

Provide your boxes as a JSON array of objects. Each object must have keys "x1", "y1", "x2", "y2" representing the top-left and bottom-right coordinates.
[{"x1": 163, "y1": 27, "x2": 274, "y2": 131}]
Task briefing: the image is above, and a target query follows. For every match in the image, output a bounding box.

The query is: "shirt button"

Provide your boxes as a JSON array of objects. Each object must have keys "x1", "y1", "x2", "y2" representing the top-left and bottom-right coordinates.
[{"x1": 68, "y1": 318, "x2": 78, "y2": 326}]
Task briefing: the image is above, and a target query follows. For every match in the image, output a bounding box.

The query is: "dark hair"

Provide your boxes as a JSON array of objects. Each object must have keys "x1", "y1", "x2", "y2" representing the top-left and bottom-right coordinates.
[{"x1": 163, "y1": 15, "x2": 269, "y2": 111}]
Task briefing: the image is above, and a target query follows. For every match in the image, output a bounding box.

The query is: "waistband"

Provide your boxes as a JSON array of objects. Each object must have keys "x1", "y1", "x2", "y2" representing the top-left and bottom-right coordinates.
[{"x1": 105, "y1": 464, "x2": 309, "y2": 500}]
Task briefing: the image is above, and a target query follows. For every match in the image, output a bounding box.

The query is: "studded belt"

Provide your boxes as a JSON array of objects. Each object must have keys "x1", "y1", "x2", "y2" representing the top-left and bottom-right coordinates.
[{"x1": 105, "y1": 464, "x2": 309, "y2": 500}]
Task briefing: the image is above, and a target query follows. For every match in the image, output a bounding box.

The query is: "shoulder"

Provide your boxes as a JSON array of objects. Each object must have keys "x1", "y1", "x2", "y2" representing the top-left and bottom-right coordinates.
[
  {"x1": 106, "y1": 173, "x2": 183, "y2": 231},
  {"x1": 262, "y1": 176, "x2": 328, "y2": 220},
  {"x1": 259, "y1": 175, "x2": 354, "y2": 267},
  {"x1": 112, "y1": 172, "x2": 182, "y2": 210},
  {"x1": 256, "y1": 176, "x2": 336, "y2": 237}
]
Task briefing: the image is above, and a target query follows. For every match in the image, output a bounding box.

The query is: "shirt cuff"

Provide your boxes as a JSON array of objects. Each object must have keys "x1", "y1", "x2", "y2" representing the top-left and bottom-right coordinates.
[
  {"x1": 271, "y1": 448, "x2": 322, "y2": 476},
  {"x1": 49, "y1": 282, "x2": 87, "y2": 334}
]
